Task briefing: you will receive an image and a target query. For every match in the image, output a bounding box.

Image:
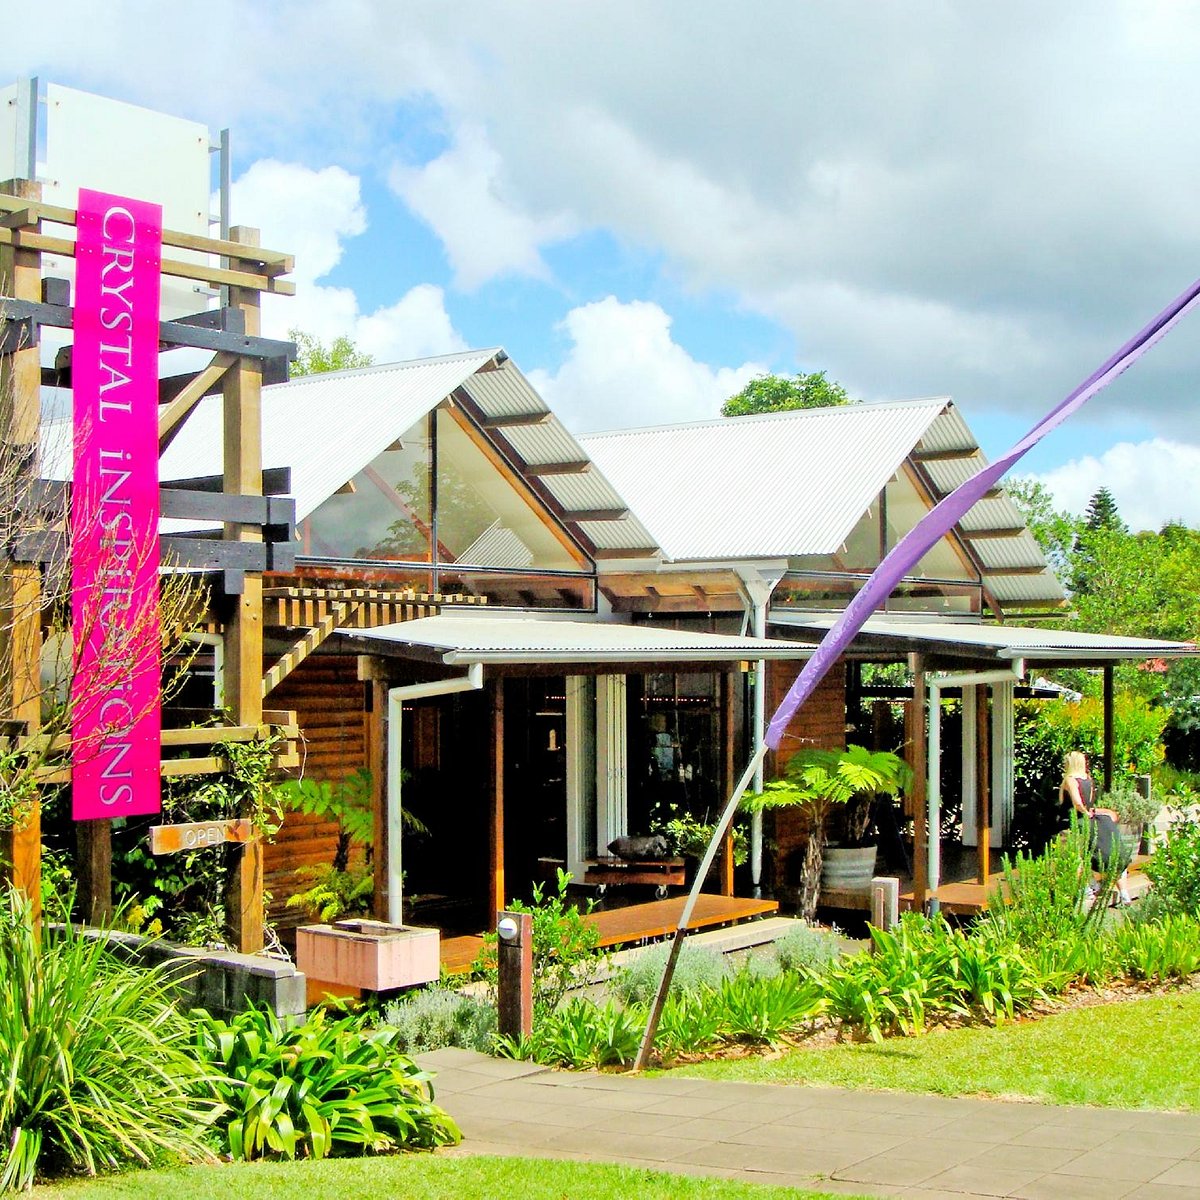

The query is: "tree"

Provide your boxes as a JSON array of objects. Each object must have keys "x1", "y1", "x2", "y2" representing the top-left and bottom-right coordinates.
[
  {"x1": 1071, "y1": 487, "x2": 1129, "y2": 597},
  {"x1": 721, "y1": 371, "x2": 851, "y2": 417},
  {"x1": 1082, "y1": 487, "x2": 1127, "y2": 535},
  {"x1": 289, "y1": 329, "x2": 373, "y2": 377},
  {"x1": 1007, "y1": 478, "x2": 1081, "y2": 582}
]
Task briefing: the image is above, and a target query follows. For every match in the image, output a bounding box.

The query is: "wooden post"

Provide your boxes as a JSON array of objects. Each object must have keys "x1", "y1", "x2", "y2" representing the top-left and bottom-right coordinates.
[
  {"x1": 359, "y1": 658, "x2": 389, "y2": 920},
  {"x1": 223, "y1": 227, "x2": 265, "y2": 954},
  {"x1": 496, "y1": 910, "x2": 533, "y2": 1040},
  {"x1": 976, "y1": 684, "x2": 991, "y2": 887},
  {"x1": 719, "y1": 670, "x2": 735, "y2": 896},
  {"x1": 0, "y1": 180, "x2": 44, "y2": 919},
  {"x1": 1103, "y1": 665, "x2": 1114, "y2": 793},
  {"x1": 907, "y1": 654, "x2": 928, "y2": 911},
  {"x1": 489, "y1": 677, "x2": 505, "y2": 917},
  {"x1": 75, "y1": 823, "x2": 113, "y2": 924}
]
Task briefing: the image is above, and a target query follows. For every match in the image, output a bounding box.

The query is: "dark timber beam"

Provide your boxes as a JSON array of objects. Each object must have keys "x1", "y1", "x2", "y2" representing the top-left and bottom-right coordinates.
[
  {"x1": 478, "y1": 411, "x2": 553, "y2": 429},
  {"x1": 6, "y1": 295, "x2": 297, "y2": 361},
  {"x1": 961, "y1": 527, "x2": 1026, "y2": 540},
  {"x1": 524, "y1": 460, "x2": 592, "y2": 476},
  {"x1": 936, "y1": 486, "x2": 1003, "y2": 501},
  {"x1": 911, "y1": 447, "x2": 980, "y2": 463},
  {"x1": 162, "y1": 467, "x2": 292, "y2": 496},
  {"x1": 561, "y1": 508, "x2": 630, "y2": 522}
]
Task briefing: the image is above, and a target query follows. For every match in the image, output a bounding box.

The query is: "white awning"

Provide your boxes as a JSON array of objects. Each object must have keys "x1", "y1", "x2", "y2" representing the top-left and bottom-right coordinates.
[
  {"x1": 345, "y1": 612, "x2": 814, "y2": 667},
  {"x1": 770, "y1": 611, "x2": 1198, "y2": 663}
]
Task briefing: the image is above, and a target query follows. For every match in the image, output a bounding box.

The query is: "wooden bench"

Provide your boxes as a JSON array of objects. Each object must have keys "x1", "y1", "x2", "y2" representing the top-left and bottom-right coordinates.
[{"x1": 583, "y1": 856, "x2": 686, "y2": 898}]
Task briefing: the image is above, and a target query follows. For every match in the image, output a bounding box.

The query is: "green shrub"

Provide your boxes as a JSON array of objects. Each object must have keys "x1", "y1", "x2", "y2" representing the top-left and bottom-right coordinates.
[
  {"x1": 653, "y1": 990, "x2": 725, "y2": 1058},
  {"x1": 981, "y1": 817, "x2": 1115, "y2": 954},
  {"x1": 828, "y1": 916, "x2": 968, "y2": 1040},
  {"x1": 0, "y1": 890, "x2": 217, "y2": 1192},
  {"x1": 939, "y1": 924, "x2": 1048, "y2": 1021},
  {"x1": 498, "y1": 998, "x2": 644, "y2": 1069},
  {"x1": 381, "y1": 986, "x2": 496, "y2": 1054},
  {"x1": 1144, "y1": 818, "x2": 1200, "y2": 916},
  {"x1": 773, "y1": 921, "x2": 843, "y2": 976},
  {"x1": 195, "y1": 1006, "x2": 460, "y2": 1160},
  {"x1": 1109, "y1": 912, "x2": 1200, "y2": 982},
  {"x1": 610, "y1": 941, "x2": 729, "y2": 1005},
  {"x1": 473, "y1": 870, "x2": 604, "y2": 1016},
  {"x1": 711, "y1": 971, "x2": 824, "y2": 1045},
  {"x1": 817, "y1": 916, "x2": 1049, "y2": 1041}
]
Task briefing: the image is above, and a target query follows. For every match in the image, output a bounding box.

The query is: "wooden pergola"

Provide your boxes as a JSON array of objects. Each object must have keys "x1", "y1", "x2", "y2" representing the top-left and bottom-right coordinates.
[{"x1": 0, "y1": 177, "x2": 298, "y2": 949}]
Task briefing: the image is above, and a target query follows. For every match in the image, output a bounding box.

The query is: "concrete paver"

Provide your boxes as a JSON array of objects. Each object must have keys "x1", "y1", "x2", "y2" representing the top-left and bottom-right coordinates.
[{"x1": 420, "y1": 1048, "x2": 1200, "y2": 1199}]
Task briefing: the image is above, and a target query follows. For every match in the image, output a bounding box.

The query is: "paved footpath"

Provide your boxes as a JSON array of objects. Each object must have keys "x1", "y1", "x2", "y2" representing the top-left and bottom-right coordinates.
[{"x1": 420, "y1": 1047, "x2": 1200, "y2": 1199}]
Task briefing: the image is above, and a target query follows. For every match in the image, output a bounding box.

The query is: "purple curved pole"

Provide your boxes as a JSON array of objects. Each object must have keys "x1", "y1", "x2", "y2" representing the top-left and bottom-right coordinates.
[
  {"x1": 634, "y1": 273, "x2": 1200, "y2": 1071},
  {"x1": 767, "y1": 275, "x2": 1200, "y2": 749}
]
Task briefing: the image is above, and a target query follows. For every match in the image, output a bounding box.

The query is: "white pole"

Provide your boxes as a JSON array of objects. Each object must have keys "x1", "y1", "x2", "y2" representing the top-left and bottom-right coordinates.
[
  {"x1": 928, "y1": 680, "x2": 942, "y2": 898},
  {"x1": 751, "y1": 597, "x2": 767, "y2": 888}
]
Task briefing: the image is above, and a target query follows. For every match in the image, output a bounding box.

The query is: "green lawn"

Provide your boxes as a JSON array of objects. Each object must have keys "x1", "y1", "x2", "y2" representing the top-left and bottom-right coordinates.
[
  {"x1": 30, "y1": 1154, "x2": 865, "y2": 1200},
  {"x1": 671, "y1": 990, "x2": 1200, "y2": 1109}
]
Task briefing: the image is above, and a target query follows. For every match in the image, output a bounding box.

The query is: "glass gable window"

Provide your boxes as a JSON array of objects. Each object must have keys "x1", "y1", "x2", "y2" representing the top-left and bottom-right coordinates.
[
  {"x1": 436, "y1": 410, "x2": 581, "y2": 571},
  {"x1": 302, "y1": 415, "x2": 433, "y2": 560},
  {"x1": 300, "y1": 406, "x2": 587, "y2": 576}
]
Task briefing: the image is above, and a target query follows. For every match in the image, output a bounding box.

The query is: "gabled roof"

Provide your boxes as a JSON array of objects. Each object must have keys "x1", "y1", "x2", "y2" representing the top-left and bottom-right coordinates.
[
  {"x1": 155, "y1": 349, "x2": 658, "y2": 560},
  {"x1": 580, "y1": 400, "x2": 1065, "y2": 612},
  {"x1": 160, "y1": 349, "x2": 495, "y2": 521},
  {"x1": 579, "y1": 399, "x2": 948, "y2": 561}
]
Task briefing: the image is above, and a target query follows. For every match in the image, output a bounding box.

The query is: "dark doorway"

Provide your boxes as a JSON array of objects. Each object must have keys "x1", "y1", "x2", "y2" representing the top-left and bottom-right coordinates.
[{"x1": 502, "y1": 676, "x2": 568, "y2": 902}]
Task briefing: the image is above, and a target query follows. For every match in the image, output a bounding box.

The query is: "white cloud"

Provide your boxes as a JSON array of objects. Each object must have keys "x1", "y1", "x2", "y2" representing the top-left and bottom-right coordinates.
[
  {"x1": 1035, "y1": 438, "x2": 1200, "y2": 532},
  {"x1": 528, "y1": 297, "x2": 765, "y2": 432},
  {"x1": 388, "y1": 124, "x2": 577, "y2": 290},
  {"x1": 353, "y1": 284, "x2": 467, "y2": 362},
  {"x1": 17, "y1": 2, "x2": 1200, "y2": 452},
  {"x1": 229, "y1": 159, "x2": 467, "y2": 362}
]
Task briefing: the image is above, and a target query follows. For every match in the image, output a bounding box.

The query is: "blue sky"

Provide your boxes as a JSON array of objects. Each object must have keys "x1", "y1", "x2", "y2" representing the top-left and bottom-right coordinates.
[{"x1": 6, "y1": 1, "x2": 1200, "y2": 529}]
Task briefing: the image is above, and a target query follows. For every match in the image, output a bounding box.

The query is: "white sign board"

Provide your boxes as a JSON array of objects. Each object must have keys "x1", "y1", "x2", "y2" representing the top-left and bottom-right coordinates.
[{"x1": 40, "y1": 84, "x2": 215, "y2": 320}]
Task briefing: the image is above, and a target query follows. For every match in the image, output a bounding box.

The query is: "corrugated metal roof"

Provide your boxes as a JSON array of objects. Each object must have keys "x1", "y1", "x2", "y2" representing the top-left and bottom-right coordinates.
[
  {"x1": 160, "y1": 349, "x2": 497, "y2": 522},
  {"x1": 910, "y1": 408, "x2": 1066, "y2": 608},
  {"x1": 580, "y1": 399, "x2": 949, "y2": 561},
  {"x1": 770, "y1": 612, "x2": 1197, "y2": 662},
  {"x1": 347, "y1": 612, "x2": 814, "y2": 665},
  {"x1": 460, "y1": 364, "x2": 657, "y2": 553}
]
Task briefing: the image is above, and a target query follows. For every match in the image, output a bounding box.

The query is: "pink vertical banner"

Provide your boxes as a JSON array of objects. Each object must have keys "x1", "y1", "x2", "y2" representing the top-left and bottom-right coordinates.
[{"x1": 71, "y1": 189, "x2": 163, "y2": 820}]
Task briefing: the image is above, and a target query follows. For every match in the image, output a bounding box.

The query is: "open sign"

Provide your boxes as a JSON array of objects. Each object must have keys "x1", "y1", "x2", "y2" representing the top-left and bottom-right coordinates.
[{"x1": 149, "y1": 819, "x2": 252, "y2": 856}]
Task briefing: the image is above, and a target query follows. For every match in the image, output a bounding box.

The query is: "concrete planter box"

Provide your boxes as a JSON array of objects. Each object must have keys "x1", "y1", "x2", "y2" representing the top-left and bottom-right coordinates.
[{"x1": 296, "y1": 920, "x2": 440, "y2": 993}]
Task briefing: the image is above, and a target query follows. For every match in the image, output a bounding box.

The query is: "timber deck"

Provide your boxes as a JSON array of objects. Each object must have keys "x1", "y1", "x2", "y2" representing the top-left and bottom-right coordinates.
[
  {"x1": 821, "y1": 853, "x2": 1155, "y2": 918},
  {"x1": 439, "y1": 892, "x2": 779, "y2": 975}
]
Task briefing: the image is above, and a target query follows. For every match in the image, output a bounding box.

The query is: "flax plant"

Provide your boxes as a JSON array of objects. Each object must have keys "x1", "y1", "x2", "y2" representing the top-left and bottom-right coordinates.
[{"x1": 0, "y1": 888, "x2": 217, "y2": 1190}]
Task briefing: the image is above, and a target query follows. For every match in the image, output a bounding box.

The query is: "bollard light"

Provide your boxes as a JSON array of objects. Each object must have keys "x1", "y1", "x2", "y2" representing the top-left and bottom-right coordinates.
[{"x1": 497, "y1": 916, "x2": 520, "y2": 942}]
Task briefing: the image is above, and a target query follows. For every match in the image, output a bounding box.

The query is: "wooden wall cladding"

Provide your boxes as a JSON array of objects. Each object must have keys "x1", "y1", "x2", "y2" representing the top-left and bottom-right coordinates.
[
  {"x1": 264, "y1": 654, "x2": 368, "y2": 921},
  {"x1": 764, "y1": 662, "x2": 847, "y2": 888}
]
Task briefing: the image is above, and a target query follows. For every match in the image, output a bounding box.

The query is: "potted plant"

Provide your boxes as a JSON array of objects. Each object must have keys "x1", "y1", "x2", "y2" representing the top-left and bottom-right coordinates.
[
  {"x1": 651, "y1": 810, "x2": 748, "y2": 885},
  {"x1": 1103, "y1": 781, "x2": 1162, "y2": 858},
  {"x1": 743, "y1": 744, "x2": 911, "y2": 920}
]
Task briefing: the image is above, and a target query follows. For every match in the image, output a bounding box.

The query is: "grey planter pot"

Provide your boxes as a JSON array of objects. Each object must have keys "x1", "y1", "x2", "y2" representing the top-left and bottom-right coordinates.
[{"x1": 820, "y1": 844, "x2": 878, "y2": 892}]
